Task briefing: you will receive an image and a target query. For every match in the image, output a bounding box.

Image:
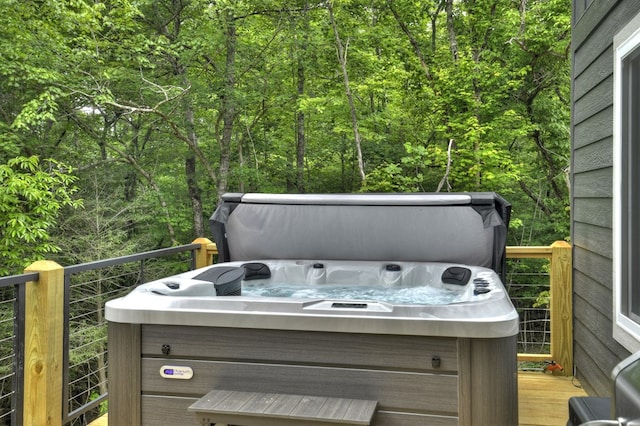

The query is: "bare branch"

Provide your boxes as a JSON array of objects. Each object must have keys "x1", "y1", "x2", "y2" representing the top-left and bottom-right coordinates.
[
  {"x1": 100, "y1": 82, "x2": 219, "y2": 188},
  {"x1": 387, "y1": 0, "x2": 432, "y2": 80},
  {"x1": 327, "y1": 1, "x2": 365, "y2": 182},
  {"x1": 105, "y1": 143, "x2": 178, "y2": 245},
  {"x1": 436, "y1": 139, "x2": 454, "y2": 192},
  {"x1": 518, "y1": 180, "x2": 553, "y2": 216}
]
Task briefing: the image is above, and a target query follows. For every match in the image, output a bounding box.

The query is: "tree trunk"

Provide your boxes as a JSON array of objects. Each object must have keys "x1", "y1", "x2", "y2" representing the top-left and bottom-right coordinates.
[
  {"x1": 446, "y1": 0, "x2": 458, "y2": 61},
  {"x1": 184, "y1": 96, "x2": 205, "y2": 237},
  {"x1": 107, "y1": 144, "x2": 179, "y2": 245},
  {"x1": 296, "y1": 72, "x2": 306, "y2": 193},
  {"x1": 185, "y1": 154, "x2": 204, "y2": 236},
  {"x1": 328, "y1": 2, "x2": 366, "y2": 183},
  {"x1": 428, "y1": 2, "x2": 445, "y2": 53},
  {"x1": 217, "y1": 10, "x2": 236, "y2": 200},
  {"x1": 295, "y1": 6, "x2": 309, "y2": 193},
  {"x1": 388, "y1": 0, "x2": 433, "y2": 81}
]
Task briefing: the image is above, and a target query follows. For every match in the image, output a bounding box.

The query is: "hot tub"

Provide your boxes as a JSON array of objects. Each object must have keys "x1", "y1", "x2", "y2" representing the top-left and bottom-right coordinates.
[{"x1": 106, "y1": 192, "x2": 519, "y2": 426}]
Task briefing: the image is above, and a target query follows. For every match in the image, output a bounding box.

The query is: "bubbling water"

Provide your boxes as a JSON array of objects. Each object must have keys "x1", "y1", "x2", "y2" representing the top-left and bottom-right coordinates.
[{"x1": 241, "y1": 282, "x2": 465, "y2": 305}]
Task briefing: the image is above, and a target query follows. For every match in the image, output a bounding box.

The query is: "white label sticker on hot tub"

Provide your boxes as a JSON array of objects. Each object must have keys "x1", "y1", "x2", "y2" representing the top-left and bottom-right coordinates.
[{"x1": 159, "y1": 365, "x2": 193, "y2": 380}]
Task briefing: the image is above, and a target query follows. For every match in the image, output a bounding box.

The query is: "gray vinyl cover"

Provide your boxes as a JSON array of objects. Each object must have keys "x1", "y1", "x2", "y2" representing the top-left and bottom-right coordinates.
[{"x1": 210, "y1": 192, "x2": 510, "y2": 275}]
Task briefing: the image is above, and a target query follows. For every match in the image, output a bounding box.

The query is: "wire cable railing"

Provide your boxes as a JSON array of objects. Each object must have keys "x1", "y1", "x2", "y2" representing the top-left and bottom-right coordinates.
[{"x1": 62, "y1": 243, "x2": 201, "y2": 425}]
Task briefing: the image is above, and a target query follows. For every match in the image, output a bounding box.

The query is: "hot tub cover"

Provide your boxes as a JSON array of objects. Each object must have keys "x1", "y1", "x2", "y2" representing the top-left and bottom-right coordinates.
[{"x1": 210, "y1": 192, "x2": 511, "y2": 278}]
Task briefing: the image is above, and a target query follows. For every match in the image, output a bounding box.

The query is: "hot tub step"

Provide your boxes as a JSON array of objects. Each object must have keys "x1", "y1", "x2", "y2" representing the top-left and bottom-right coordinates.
[{"x1": 189, "y1": 389, "x2": 377, "y2": 426}]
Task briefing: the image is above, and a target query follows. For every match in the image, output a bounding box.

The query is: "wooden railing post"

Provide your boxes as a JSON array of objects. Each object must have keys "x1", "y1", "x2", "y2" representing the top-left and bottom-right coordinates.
[
  {"x1": 550, "y1": 241, "x2": 573, "y2": 376},
  {"x1": 23, "y1": 260, "x2": 64, "y2": 426},
  {"x1": 193, "y1": 237, "x2": 215, "y2": 269}
]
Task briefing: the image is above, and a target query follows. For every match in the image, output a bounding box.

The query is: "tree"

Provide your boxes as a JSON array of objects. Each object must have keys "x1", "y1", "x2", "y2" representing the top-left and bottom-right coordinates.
[
  {"x1": 0, "y1": 0, "x2": 572, "y2": 252},
  {"x1": 0, "y1": 156, "x2": 81, "y2": 275},
  {"x1": 327, "y1": 1, "x2": 366, "y2": 182}
]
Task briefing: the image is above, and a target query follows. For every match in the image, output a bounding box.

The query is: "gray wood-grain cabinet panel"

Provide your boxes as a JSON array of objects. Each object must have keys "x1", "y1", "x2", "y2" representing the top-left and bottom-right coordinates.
[
  {"x1": 140, "y1": 395, "x2": 459, "y2": 426},
  {"x1": 141, "y1": 395, "x2": 198, "y2": 425},
  {"x1": 107, "y1": 323, "x2": 141, "y2": 426},
  {"x1": 109, "y1": 319, "x2": 517, "y2": 425},
  {"x1": 141, "y1": 358, "x2": 459, "y2": 414},
  {"x1": 141, "y1": 324, "x2": 458, "y2": 372}
]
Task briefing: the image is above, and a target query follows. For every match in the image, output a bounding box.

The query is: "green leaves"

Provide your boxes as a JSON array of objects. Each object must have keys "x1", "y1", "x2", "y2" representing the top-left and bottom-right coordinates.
[
  {"x1": 12, "y1": 88, "x2": 64, "y2": 130},
  {"x1": 0, "y1": 156, "x2": 81, "y2": 275},
  {"x1": 0, "y1": 0, "x2": 571, "y2": 261}
]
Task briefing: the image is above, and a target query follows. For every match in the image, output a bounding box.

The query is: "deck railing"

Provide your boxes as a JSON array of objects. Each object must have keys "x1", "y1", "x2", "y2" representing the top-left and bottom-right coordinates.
[
  {"x1": 0, "y1": 239, "x2": 214, "y2": 426},
  {"x1": 0, "y1": 239, "x2": 570, "y2": 426},
  {"x1": 507, "y1": 241, "x2": 573, "y2": 374}
]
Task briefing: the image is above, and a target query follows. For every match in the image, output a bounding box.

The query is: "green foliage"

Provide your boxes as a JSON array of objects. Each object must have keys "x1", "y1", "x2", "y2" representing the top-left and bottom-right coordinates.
[
  {"x1": 90, "y1": 391, "x2": 109, "y2": 415},
  {"x1": 534, "y1": 290, "x2": 551, "y2": 309},
  {"x1": 0, "y1": 156, "x2": 82, "y2": 275},
  {"x1": 0, "y1": 0, "x2": 571, "y2": 254}
]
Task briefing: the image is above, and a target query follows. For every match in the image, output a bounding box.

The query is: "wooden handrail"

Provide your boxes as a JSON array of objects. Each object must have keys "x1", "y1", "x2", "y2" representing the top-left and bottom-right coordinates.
[
  {"x1": 506, "y1": 246, "x2": 554, "y2": 258},
  {"x1": 508, "y1": 241, "x2": 573, "y2": 376}
]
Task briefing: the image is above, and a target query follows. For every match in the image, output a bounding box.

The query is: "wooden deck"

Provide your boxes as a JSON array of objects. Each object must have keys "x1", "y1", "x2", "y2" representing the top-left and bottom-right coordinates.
[
  {"x1": 518, "y1": 372, "x2": 588, "y2": 425},
  {"x1": 89, "y1": 371, "x2": 588, "y2": 426}
]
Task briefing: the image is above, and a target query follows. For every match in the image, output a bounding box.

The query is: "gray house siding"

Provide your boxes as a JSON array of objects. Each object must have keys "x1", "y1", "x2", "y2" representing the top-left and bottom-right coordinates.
[{"x1": 571, "y1": 0, "x2": 640, "y2": 396}]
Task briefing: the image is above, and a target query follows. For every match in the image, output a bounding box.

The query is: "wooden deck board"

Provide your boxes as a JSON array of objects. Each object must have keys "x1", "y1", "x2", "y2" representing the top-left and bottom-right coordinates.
[
  {"x1": 88, "y1": 372, "x2": 589, "y2": 426},
  {"x1": 518, "y1": 372, "x2": 588, "y2": 426}
]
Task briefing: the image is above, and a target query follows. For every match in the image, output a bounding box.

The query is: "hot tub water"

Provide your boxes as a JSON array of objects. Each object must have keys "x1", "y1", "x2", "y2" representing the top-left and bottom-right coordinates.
[
  {"x1": 143, "y1": 259, "x2": 500, "y2": 306},
  {"x1": 241, "y1": 281, "x2": 464, "y2": 305}
]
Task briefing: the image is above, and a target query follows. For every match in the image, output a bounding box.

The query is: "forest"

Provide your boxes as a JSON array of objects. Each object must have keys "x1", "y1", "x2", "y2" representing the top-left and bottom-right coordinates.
[{"x1": 0, "y1": 0, "x2": 571, "y2": 275}]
